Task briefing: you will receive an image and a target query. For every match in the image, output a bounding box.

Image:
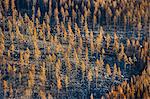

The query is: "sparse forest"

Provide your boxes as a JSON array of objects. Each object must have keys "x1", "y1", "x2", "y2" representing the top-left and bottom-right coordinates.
[{"x1": 0, "y1": 0, "x2": 149, "y2": 99}]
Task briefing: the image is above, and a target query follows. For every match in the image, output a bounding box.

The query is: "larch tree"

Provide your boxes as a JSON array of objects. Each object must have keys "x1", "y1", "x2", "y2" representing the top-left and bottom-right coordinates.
[
  {"x1": 88, "y1": 68, "x2": 93, "y2": 90},
  {"x1": 11, "y1": 0, "x2": 15, "y2": 11},
  {"x1": 39, "y1": 62, "x2": 46, "y2": 85},
  {"x1": 123, "y1": 54, "x2": 129, "y2": 69},
  {"x1": 107, "y1": 7, "x2": 112, "y2": 24},
  {"x1": 48, "y1": 93, "x2": 53, "y2": 99},
  {"x1": 16, "y1": 26, "x2": 24, "y2": 40},
  {"x1": 39, "y1": 29, "x2": 44, "y2": 40},
  {"x1": 106, "y1": 64, "x2": 111, "y2": 76},
  {"x1": 129, "y1": 57, "x2": 133, "y2": 65},
  {"x1": 10, "y1": 32, "x2": 14, "y2": 42},
  {"x1": 81, "y1": 15, "x2": 84, "y2": 25},
  {"x1": 84, "y1": 23, "x2": 89, "y2": 40},
  {"x1": 65, "y1": 75, "x2": 69, "y2": 89},
  {"x1": 85, "y1": 47, "x2": 89, "y2": 64},
  {"x1": 24, "y1": 48, "x2": 30, "y2": 64},
  {"x1": 118, "y1": 67, "x2": 121, "y2": 79},
  {"x1": 20, "y1": 51, "x2": 24, "y2": 65},
  {"x1": 135, "y1": 40, "x2": 140, "y2": 48},
  {"x1": 54, "y1": 7, "x2": 59, "y2": 23},
  {"x1": 77, "y1": 25, "x2": 81, "y2": 37},
  {"x1": 57, "y1": 76, "x2": 62, "y2": 91},
  {"x1": 90, "y1": 31, "x2": 94, "y2": 53},
  {"x1": 35, "y1": 18, "x2": 39, "y2": 28},
  {"x1": 0, "y1": 33, "x2": 5, "y2": 56},
  {"x1": 131, "y1": 39, "x2": 136, "y2": 47},
  {"x1": 8, "y1": 20, "x2": 12, "y2": 33},
  {"x1": 73, "y1": 48, "x2": 79, "y2": 66},
  {"x1": 113, "y1": 15, "x2": 117, "y2": 28},
  {"x1": 19, "y1": 72, "x2": 22, "y2": 83},
  {"x1": 113, "y1": 63, "x2": 117, "y2": 77},
  {"x1": 118, "y1": 43, "x2": 125, "y2": 61},
  {"x1": 96, "y1": 58, "x2": 102, "y2": 74},
  {"x1": 7, "y1": 64, "x2": 12, "y2": 74},
  {"x1": 96, "y1": 27, "x2": 103, "y2": 51},
  {"x1": 87, "y1": 0, "x2": 91, "y2": 9},
  {"x1": 24, "y1": 88, "x2": 32, "y2": 98},
  {"x1": 9, "y1": 83, "x2": 13, "y2": 98},
  {"x1": 113, "y1": 32, "x2": 119, "y2": 52},
  {"x1": 72, "y1": 9, "x2": 76, "y2": 22},
  {"x1": 30, "y1": 64, "x2": 35, "y2": 75},
  {"x1": 9, "y1": 43, "x2": 15, "y2": 52},
  {"x1": 65, "y1": 55, "x2": 71, "y2": 75},
  {"x1": 65, "y1": 9, "x2": 69, "y2": 21},
  {"x1": 79, "y1": 37, "x2": 83, "y2": 48},
  {"x1": 81, "y1": 60, "x2": 86, "y2": 79},
  {"x1": 137, "y1": 22, "x2": 142, "y2": 40},
  {"x1": 93, "y1": 15, "x2": 97, "y2": 28},
  {"x1": 120, "y1": 43, "x2": 125, "y2": 54},
  {"x1": 37, "y1": 7, "x2": 41, "y2": 18},
  {"x1": 7, "y1": 50, "x2": 11, "y2": 58},
  {"x1": 143, "y1": 41, "x2": 148, "y2": 54},
  {"x1": 55, "y1": 59, "x2": 61, "y2": 79},
  {"x1": 48, "y1": 0, "x2": 52, "y2": 16},
  {"x1": 4, "y1": 0, "x2": 9, "y2": 11},
  {"x1": 101, "y1": 48, "x2": 105, "y2": 56},
  {"x1": 3, "y1": 80, "x2": 8, "y2": 95},
  {"x1": 61, "y1": 22, "x2": 67, "y2": 40},
  {"x1": 84, "y1": 6, "x2": 88, "y2": 22},
  {"x1": 100, "y1": 56, "x2": 104, "y2": 70},
  {"x1": 28, "y1": 70, "x2": 35, "y2": 87},
  {"x1": 33, "y1": 41, "x2": 41, "y2": 59},
  {"x1": 117, "y1": 85, "x2": 123, "y2": 94},
  {"x1": 95, "y1": 60, "x2": 99, "y2": 87},
  {"x1": 106, "y1": 33, "x2": 111, "y2": 49},
  {"x1": 39, "y1": 90, "x2": 46, "y2": 99}
]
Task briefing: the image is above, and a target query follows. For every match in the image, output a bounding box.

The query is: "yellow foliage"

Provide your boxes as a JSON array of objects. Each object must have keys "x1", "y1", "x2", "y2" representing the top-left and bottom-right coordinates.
[
  {"x1": 57, "y1": 77, "x2": 62, "y2": 90},
  {"x1": 106, "y1": 64, "x2": 111, "y2": 76},
  {"x1": 88, "y1": 69, "x2": 93, "y2": 82},
  {"x1": 113, "y1": 63, "x2": 117, "y2": 76}
]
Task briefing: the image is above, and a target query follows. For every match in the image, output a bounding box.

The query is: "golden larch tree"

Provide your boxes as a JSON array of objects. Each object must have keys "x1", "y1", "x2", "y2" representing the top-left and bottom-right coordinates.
[{"x1": 106, "y1": 64, "x2": 111, "y2": 76}]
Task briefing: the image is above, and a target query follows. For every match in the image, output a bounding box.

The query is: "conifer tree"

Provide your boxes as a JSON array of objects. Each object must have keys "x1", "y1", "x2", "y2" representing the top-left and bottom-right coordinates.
[
  {"x1": 113, "y1": 63, "x2": 117, "y2": 77},
  {"x1": 73, "y1": 48, "x2": 79, "y2": 66},
  {"x1": 37, "y1": 8, "x2": 41, "y2": 18},
  {"x1": 39, "y1": 62, "x2": 46, "y2": 85},
  {"x1": 9, "y1": 83, "x2": 13, "y2": 98},
  {"x1": 20, "y1": 51, "x2": 24, "y2": 65},
  {"x1": 3, "y1": 80, "x2": 8, "y2": 95},
  {"x1": 48, "y1": 93, "x2": 53, "y2": 99},
  {"x1": 39, "y1": 90, "x2": 46, "y2": 99},
  {"x1": 113, "y1": 32, "x2": 119, "y2": 52},
  {"x1": 65, "y1": 75, "x2": 69, "y2": 88},
  {"x1": 106, "y1": 33, "x2": 111, "y2": 49},
  {"x1": 81, "y1": 60, "x2": 86, "y2": 79},
  {"x1": 96, "y1": 27, "x2": 103, "y2": 51},
  {"x1": 4, "y1": 0, "x2": 9, "y2": 11},
  {"x1": 106, "y1": 64, "x2": 111, "y2": 76},
  {"x1": 8, "y1": 20, "x2": 12, "y2": 33},
  {"x1": 88, "y1": 68, "x2": 93, "y2": 90},
  {"x1": 19, "y1": 72, "x2": 22, "y2": 83},
  {"x1": 57, "y1": 77, "x2": 62, "y2": 91},
  {"x1": 55, "y1": 59, "x2": 61, "y2": 79},
  {"x1": 118, "y1": 67, "x2": 121, "y2": 79}
]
